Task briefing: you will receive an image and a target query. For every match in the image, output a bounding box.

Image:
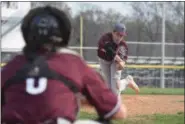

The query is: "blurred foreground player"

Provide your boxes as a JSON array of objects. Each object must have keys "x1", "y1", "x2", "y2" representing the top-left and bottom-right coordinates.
[{"x1": 1, "y1": 6, "x2": 127, "y2": 124}]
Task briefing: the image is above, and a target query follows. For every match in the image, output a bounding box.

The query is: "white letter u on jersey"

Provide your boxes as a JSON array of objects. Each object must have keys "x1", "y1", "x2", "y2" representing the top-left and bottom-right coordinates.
[{"x1": 26, "y1": 77, "x2": 48, "y2": 95}]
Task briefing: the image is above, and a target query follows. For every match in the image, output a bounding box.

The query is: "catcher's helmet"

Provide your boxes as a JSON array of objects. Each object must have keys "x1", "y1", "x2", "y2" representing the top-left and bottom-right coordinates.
[{"x1": 21, "y1": 6, "x2": 71, "y2": 48}]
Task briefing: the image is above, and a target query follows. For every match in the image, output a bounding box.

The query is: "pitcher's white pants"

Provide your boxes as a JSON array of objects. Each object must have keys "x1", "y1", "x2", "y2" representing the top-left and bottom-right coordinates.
[{"x1": 99, "y1": 58, "x2": 129, "y2": 95}]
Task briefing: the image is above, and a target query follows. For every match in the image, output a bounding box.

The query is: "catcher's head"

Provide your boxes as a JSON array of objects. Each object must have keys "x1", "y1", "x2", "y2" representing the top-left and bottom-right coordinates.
[
  {"x1": 21, "y1": 6, "x2": 71, "y2": 52},
  {"x1": 112, "y1": 23, "x2": 126, "y2": 44}
]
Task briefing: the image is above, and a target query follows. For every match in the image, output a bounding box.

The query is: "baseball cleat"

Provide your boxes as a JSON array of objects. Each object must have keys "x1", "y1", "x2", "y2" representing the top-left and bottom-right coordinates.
[{"x1": 126, "y1": 75, "x2": 140, "y2": 94}]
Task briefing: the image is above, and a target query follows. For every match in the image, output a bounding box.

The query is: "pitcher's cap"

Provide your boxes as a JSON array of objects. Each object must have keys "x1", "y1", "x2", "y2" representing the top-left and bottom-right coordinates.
[{"x1": 113, "y1": 23, "x2": 126, "y2": 36}]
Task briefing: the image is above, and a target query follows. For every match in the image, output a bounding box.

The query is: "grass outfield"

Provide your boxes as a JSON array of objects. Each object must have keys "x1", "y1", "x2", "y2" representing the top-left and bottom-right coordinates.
[
  {"x1": 78, "y1": 111, "x2": 184, "y2": 124},
  {"x1": 122, "y1": 87, "x2": 184, "y2": 95}
]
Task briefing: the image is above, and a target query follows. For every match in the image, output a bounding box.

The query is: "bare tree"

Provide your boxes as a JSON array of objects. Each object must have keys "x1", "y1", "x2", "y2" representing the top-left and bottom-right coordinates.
[
  {"x1": 31, "y1": 2, "x2": 72, "y2": 16},
  {"x1": 165, "y1": 2, "x2": 184, "y2": 43}
]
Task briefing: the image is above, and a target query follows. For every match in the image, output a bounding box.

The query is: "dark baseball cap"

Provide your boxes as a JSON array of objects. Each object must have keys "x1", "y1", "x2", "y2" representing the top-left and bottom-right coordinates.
[{"x1": 113, "y1": 23, "x2": 126, "y2": 36}]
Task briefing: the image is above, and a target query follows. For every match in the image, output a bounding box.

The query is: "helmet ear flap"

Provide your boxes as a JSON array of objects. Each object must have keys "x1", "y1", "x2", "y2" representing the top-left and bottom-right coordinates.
[
  {"x1": 21, "y1": 14, "x2": 31, "y2": 44},
  {"x1": 47, "y1": 7, "x2": 71, "y2": 47},
  {"x1": 21, "y1": 7, "x2": 43, "y2": 44}
]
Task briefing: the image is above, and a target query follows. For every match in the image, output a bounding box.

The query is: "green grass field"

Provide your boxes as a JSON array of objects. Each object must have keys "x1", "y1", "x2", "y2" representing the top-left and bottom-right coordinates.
[
  {"x1": 122, "y1": 87, "x2": 184, "y2": 95},
  {"x1": 79, "y1": 111, "x2": 184, "y2": 124}
]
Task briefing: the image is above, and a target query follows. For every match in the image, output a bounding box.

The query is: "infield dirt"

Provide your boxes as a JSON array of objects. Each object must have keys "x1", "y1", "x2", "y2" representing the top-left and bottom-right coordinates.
[{"x1": 81, "y1": 95, "x2": 184, "y2": 117}]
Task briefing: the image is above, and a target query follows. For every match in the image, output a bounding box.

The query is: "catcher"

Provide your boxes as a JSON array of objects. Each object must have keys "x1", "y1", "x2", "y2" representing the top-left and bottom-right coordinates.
[
  {"x1": 97, "y1": 23, "x2": 140, "y2": 95},
  {"x1": 2, "y1": 7, "x2": 127, "y2": 124}
]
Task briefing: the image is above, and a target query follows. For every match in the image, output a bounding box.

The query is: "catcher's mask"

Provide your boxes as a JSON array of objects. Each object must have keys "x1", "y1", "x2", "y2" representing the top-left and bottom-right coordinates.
[{"x1": 21, "y1": 6, "x2": 71, "y2": 48}]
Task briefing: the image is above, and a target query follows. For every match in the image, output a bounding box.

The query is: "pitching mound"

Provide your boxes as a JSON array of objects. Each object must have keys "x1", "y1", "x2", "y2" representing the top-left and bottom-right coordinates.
[{"x1": 81, "y1": 95, "x2": 184, "y2": 117}]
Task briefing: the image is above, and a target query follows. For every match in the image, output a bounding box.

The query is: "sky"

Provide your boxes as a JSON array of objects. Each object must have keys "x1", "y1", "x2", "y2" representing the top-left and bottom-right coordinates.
[
  {"x1": 65, "y1": 2, "x2": 132, "y2": 16},
  {"x1": 2, "y1": 2, "x2": 31, "y2": 18},
  {"x1": 2, "y1": 2, "x2": 132, "y2": 18}
]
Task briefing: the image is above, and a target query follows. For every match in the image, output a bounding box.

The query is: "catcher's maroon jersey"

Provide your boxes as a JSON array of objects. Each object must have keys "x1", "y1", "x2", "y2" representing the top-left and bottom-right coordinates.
[
  {"x1": 1, "y1": 49, "x2": 120, "y2": 124},
  {"x1": 97, "y1": 32, "x2": 128, "y2": 61}
]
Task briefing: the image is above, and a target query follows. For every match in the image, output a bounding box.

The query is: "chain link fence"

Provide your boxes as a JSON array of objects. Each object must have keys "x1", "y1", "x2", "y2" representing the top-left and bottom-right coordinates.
[{"x1": 1, "y1": 2, "x2": 184, "y2": 88}]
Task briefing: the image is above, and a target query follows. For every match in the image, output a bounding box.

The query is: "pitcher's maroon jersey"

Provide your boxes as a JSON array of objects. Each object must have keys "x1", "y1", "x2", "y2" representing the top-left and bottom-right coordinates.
[
  {"x1": 1, "y1": 48, "x2": 121, "y2": 124},
  {"x1": 97, "y1": 32, "x2": 128, "y2": 61}
]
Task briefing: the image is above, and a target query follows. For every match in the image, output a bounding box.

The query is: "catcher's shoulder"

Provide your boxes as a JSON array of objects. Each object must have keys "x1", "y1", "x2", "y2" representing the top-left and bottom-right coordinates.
[{"x1": 57, "y1": 48, "x2": 81, "y2": 58}]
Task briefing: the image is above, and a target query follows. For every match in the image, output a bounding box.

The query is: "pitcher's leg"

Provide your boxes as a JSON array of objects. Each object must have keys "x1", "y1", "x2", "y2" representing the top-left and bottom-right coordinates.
[
  {"x1": 119, "y1": 78, "x2": 129, "y2": 92},
  {"x1": 110, "y1": 62, "x2": 122, "y2": 95},
  {"x1": 119, "y1": 75, "x2": 140, "y2": 94},
  {"x1": 126, "y1": 75, "x2": 140, "y2": 94},
  {"x1": 99, "y1": 58, "x2": 111, "y2": 88}
]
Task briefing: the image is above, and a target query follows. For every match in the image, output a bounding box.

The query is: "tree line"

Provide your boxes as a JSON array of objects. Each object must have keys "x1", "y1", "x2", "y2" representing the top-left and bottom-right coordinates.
[{"x1": 31, "y1": 2, "x2": 184, "y2": 58}]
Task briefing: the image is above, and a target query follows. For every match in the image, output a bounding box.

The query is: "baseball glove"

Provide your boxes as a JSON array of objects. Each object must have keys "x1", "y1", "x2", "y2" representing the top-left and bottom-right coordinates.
[{"x1": 104, "y1": 41, "x2": 117, "y2": 60}]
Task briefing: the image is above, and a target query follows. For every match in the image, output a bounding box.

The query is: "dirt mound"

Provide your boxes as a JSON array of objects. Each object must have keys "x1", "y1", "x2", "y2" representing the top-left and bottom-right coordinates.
[{"x1": 81, "y1": 95, "x2": 184, "y2": 117}]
